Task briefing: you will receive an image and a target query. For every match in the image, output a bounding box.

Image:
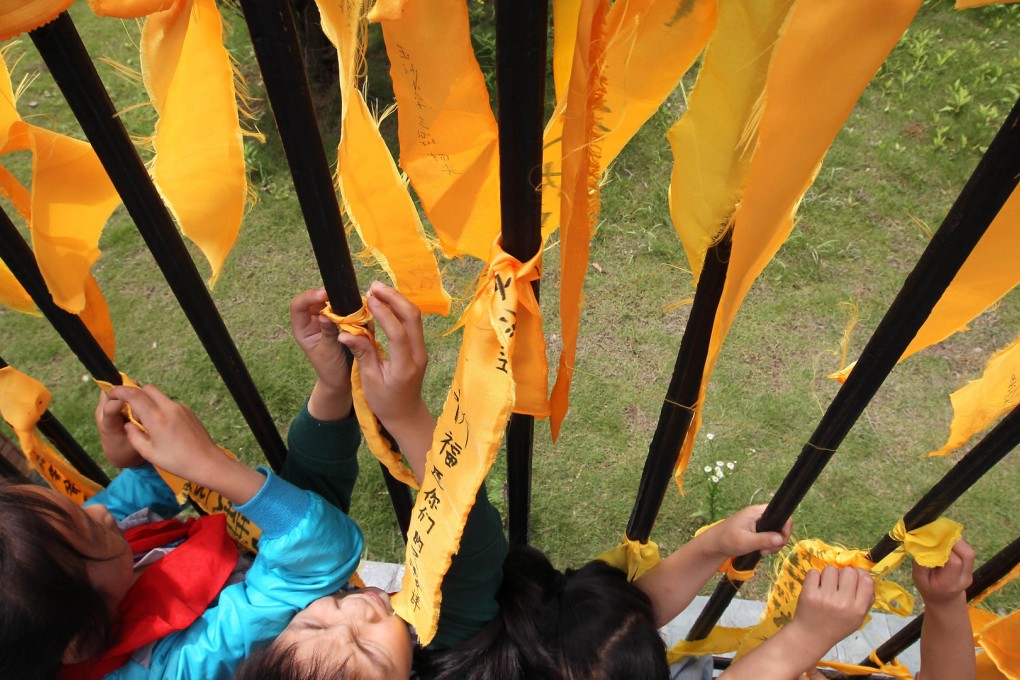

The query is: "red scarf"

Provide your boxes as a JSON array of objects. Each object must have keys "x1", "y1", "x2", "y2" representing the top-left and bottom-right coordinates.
[{"x1": 60, "y1": 513, "x2": 238, "y2": 680}]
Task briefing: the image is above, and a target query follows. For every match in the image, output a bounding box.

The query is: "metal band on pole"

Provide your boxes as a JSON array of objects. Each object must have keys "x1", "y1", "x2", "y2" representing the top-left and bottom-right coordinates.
[
  {"x1": 30, "y1": 13, "x2": 288, "y2": 471},
  {"x1": 627, "y1": 233, "x2": 732, "y2": 542}
]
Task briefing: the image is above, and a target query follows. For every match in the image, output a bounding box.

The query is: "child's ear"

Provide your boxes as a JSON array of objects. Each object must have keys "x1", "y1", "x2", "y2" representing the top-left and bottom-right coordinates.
[{"x1": 62, "y1": 635, "x2": 89, "y2": 664}]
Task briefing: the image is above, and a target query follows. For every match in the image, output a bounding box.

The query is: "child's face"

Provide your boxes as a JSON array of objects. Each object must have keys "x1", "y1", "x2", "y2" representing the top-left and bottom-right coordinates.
[
  {"x1": 276, "y1": 587, "x2": 413, "y2": 678},
  {"x1": 31, "y1": 487, "x2": 134, "y2": 610}
]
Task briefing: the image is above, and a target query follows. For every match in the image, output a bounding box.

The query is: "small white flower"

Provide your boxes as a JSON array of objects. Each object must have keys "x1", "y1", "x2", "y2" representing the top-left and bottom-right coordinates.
[
  {"x1": 716, "y1": 460, "x2": 724, "y2": 468},
  {"x1": 81, "y1": 374, "x2": 89, "y2": 382},
  {"x1": 710, "y1": 476, "x2": 720, "y2": 483},
  {"x1": 706, "y1": 433, "x2": 716, "y2": 441},
  {"x1": 726, "y1": 462, "x2": 735, "y2": 470},
  {"x1": 704, "y1": 466, "x2": 713, "y2": 473},
  {"x1": 715, "y1": 466, "x2": 724, "y2": 477}
]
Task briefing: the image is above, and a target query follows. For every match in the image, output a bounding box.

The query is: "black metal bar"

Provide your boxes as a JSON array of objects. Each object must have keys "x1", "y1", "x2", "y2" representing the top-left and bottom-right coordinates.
[
  {"x1": 841, "y1": 535, "x2": 1020, "y2": 675},
  {"x1": 496, "y1": 0, "x2": 549, "y2": 547},
  {"x1": 627, "y1": 233, "x2": 732, "y2": 542},
  {"x1": 37, "y1": 411, "x2": 110, "y2": 486},
  {"x1": 236, "y1": 0, "x2": 414, "y2": 534},
  {"x1": 868, "y1": 404, "x2": 1020, "y2": 562},
  {"x1": 0, "y1": 213, "x2": 120, "y2": 385},
  {"x1": 29, "y1": 13, "x2": 287, "y2": 472},
  {"x1": 687, "y1": 96, "x2": 1020, "y2": 641}
]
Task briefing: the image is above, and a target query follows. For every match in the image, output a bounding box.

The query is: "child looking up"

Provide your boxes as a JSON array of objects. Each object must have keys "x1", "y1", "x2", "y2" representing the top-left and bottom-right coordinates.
[{"x1": 235, "y1": 281, "x2": 508, "y2": 679}]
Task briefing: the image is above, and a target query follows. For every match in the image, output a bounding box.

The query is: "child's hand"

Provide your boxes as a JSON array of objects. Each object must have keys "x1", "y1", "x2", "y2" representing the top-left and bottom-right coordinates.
[
  {"x1": 290, "y1": 287, "x2": 353, "y2": 420},
  {"x1": 95, "y1": 391, "x2": 144, "y2": 468},
  {"x1": 108, "y1": 384, "x2": 222, "y2": 477},
  {"x1": 109, "y1": 384, "x2": 264, "y2": 505},
  {"x1": 701, "y1": 504, "x2": 793, "y2": 559},
  {"x1": 913, "y1": 539, "x2": 975, "y2": 608},
  {"x1": 791, "y1": 567, "x2": 875, "y2": 652},
  {"x1": 340, "y1": 281, "x2": 429, "y2": 430}
]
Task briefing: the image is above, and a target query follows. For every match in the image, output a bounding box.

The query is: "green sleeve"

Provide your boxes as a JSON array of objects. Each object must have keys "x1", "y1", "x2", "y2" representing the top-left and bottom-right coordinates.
[
  {"x1": 282, "y1": 401, "x2": 361, "y2": 514},
  {"x1": 427, "y1": 483, "x2": 508, "y2": 650}
]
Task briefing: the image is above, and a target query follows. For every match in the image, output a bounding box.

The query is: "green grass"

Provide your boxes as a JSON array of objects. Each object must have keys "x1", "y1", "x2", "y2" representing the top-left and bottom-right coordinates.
[{"x1": 2, "y1": 0, "x2": 1019, "y2": 615}]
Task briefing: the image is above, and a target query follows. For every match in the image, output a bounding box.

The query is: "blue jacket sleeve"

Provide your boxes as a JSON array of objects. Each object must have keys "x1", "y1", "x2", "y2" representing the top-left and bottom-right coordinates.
[
  {"x1": 84, "y1": 463, "x2": 183, "y2": 520},
  {"x1": 106, "y1": 470, "x2": 364, "y2": 680}
]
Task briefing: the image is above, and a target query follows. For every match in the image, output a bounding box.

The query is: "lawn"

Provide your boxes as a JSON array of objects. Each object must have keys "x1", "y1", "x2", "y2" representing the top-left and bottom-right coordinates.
[{"x1": 2, "y1": 0, "x2": 1018, "y2": 613}]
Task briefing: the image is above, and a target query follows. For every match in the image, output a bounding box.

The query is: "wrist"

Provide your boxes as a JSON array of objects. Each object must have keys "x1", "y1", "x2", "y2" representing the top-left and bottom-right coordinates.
[
  {"x1": 922, "y1": 592, "x2": 968, "y2": 616},
  {"x1": 691, "y1": 524, "x2": 733, "y2": 563},
  {"x1": 308, "y1": 379, "x2": 354, "y2": 421}
]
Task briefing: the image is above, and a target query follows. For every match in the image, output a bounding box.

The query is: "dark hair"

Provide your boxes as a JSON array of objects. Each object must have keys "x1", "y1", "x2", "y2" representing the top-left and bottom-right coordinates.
[
  {"x1": 0, "y1": 480, "x2": 117, "y2": 679},
  {"x1": 417, "y1": 545, "x2": 668, "y2": 680},
  {"x1": 233, "y1": 639, "x2": 370, "y2": 680}
]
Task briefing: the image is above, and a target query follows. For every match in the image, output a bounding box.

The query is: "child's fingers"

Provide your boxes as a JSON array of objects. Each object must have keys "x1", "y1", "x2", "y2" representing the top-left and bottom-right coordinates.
[
  {"x1": 368, "y1": 282, "x2": 427, "y2": 365},
  {"x1": 803, "y1": 568, "x2": 822, "y2": 592},
  {"x1": 317, "y1": 315, "x2": 341, "y2": 342},
  {"x1": 854, "y1": 569, "x2": 876, "y2": 610},
  {"x1": 122, "y1": 421, "x2": 151, "y2": 454},
  {"x1": 367, "y1": 290, "x2": 414, "y2": 369},
  {"x1": 953, "y1": 539, "x2": 976, "y2": 572},
  {"x1": 290, "y1": 288, "x2": 327, "y2": 330},
  {"x1": 339, "y1": 332, "x2": 380, "y2": 376}
]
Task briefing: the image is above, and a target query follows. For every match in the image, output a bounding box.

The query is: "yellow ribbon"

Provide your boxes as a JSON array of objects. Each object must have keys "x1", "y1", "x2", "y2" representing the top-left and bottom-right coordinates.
[
  {"x1": 393, "y1": 240, "x2": 540, "y2": 645},
  {"x1": 371, "y1": 0, "x2": 500, "y2": 263},
  {"x1": 321, "y1": 301, "x2": 419, "y2": 490},
  {"x1": 0, "y1": 49, "x2": 119, "y2": 359},
  {"x1": 889, "y1": 517, "x2": 965, "y2": 568},
  {"x1": 668, "y1": 0, "x2": 921, "y2": 491},
  {"x1": 596, "y1": 537, "x2": 662, "y2": 582},
  {"x1": 315, "y1": 0, "x2": 450, "y2": 316},
  {"x1": 817, "y1": 652, "x2": 914, "y2": 679},
  {"x1": 0, "y1": 366, "x2": 102, "y2": 505},
  {"x1": 0, "y1": 0, "x2": 71, "y2": 40},
  {"x1": 88, "y1": 0, "x2": 246, "y2": 288},
  {"x1": 95, "y1": 374, "x2": 261, "y2": 552}
]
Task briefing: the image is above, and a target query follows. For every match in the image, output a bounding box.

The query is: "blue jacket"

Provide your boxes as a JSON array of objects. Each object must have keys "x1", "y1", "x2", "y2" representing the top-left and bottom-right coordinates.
[{"x1": 85, "y1": 463, "x2": 363, "y2": 679}]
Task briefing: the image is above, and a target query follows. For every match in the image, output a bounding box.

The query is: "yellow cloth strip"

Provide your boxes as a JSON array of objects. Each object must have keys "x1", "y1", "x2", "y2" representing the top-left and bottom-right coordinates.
[
  {"x1": 542, "y1": 0, "x2": 716, "y2": 245},
  {"x1": 818, "y1": 655, "x2": 914, "y2": 679},
  {"x1": 929, "y1": 334, "x2": 1020, "y2": 457},
  {"x1": 667, "y1": 626, "x2": 749, "y2": 664},
  {"x1": 321, "y1": 300, "x2": 419, "y2": 489},
  {"x1": 972, "y1": 608, "x2": 1020, "y2": 679},
  {"x1": 95, "y1": 375, "x2": 261, "y2": 552},
  {"x1": 667, "y1": 0, "x2": 794, "y2": 283},
  {"x1": 832, "y1": 185, "x2": 1020, "y2": 385},
  {"x1": 393, "y1": 241, "x2": 541, "y2": 644},
  {"x1": 889, "y1": 517, "x2": 964, "y2": 568},
  {"x1": 0, "y1": 50, "x2": 121, "y2": 335},
  {"x1": 372, "y1": 0, "x2": 501, "y2": 263},
  {"x1": 548, "y1": 0, "x2": 608, "y2": 440},
  {"x1": 596, "y1": 537, "x2": 661, "y2": 582},
  {"x1": 0, "y1": 0, "x2": 71, "y2": 41},
  {"x1": 0, "y1": 366, "x2": 103, "y2": 504},
  {"x1": 671, "y1": 0, "x2": 921, "y2": 491},
  {"x1": 316, "y1": 0, "x2": 450, "y2": 316},
  {"x1": 89, "y1": 0, "x2": 245, "y2": 288},
  {"x1": 0, "y1": 260, "x2": 35, "y2": 315}
]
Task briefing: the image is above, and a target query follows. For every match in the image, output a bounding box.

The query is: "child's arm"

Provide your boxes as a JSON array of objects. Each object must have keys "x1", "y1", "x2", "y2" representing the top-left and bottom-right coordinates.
[
  {"x1": 339, "y1": 281, "x2": 433, "y2": 483},
  {"x1": 636, "y1": 505, "x2": 792, "y2": 627},
  {"x1": 289, "y1": 286, "x2": 354, "y2": 421},
  {"x1": 283, "y1": 287, "x2": 361, "y2": 512},
  {"x1": 108, "y1": 384, "x2": 265, "y2": 507},
  {"x1": 913, "y1": 539, "x2": 976, "y2": 680},
  {"x1": 721, "y1": 566, "x2": 875, "y2": 679}
]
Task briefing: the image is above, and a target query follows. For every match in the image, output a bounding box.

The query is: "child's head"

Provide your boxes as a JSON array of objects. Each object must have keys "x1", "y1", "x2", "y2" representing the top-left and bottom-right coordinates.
[
  {"x1": 0, "y1": 480, "x2": 134, "y2": 678},
  {"x1": 234, "y1": 586, "x2": 414, "y2": 680},
  {"x1": 421, "y1": 545, "x2": 669, "y2": 680}
]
